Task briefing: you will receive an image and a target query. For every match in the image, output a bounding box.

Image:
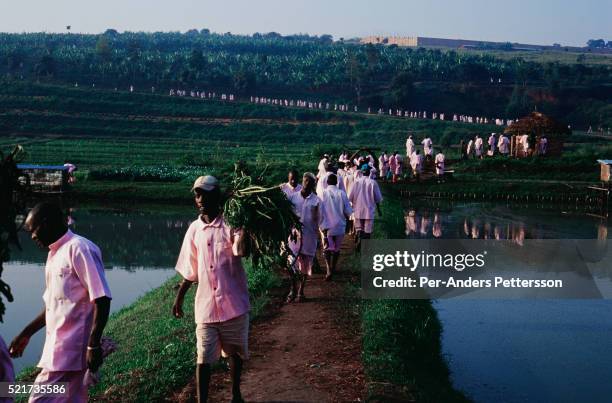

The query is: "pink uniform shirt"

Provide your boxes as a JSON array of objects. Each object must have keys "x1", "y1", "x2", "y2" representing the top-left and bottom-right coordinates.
[
  {"x1": 348, "y1": 177, "x2": 383, "y2": 220},
  {"x1": 287, "y1": 191, "x2": 320, "y2": 257},
  {"x1": 175, "y1": 215, "x2": 250, "y2": 324},
  {"x1": 435, "y1": 153, "x2": 445, "y2": 175},
  {"x1": 319, "y1": 185, "x2": 352, "y2": 236},
  {"x1": 39, "y1": 230, "x2": 112, "y2": 371},
  {"x1": 0, "y1": 335, "x2": 14, "y2": 393},
  {"x1": 316, "y1": 171, "x2": 346, "y2": 198},
  {"x1": 280, "y1": 182, "x2": 302, "y2": 197}
]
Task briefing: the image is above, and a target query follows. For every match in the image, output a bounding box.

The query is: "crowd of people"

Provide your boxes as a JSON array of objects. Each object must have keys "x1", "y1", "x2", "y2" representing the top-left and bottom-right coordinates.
[
  {"x1": 0, "y1": 153, "x2": 387, "y2": 403},
  {"x1": 279, "y1": 151, "x2": 383, "y2": 302},
  {"x1": 0, "y1": 127, "x2": 553, "y2": 402},
  {"x1": 461, "y1": 132, "x2": 548, "y2": 159},
  {"x1": 163, "y1": 86, "x2": 517, "y2": 127}
]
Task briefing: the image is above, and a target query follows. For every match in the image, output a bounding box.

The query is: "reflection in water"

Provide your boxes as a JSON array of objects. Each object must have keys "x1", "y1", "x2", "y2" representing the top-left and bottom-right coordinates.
[
  {"x1": 404, "y1": 202, "x2": 609, "y2": 245},
  {"x1": 3, "y1": 206, "x2": 194, "y2": 372},
  {"x1": 13, "y1": 207, "x2": 193, "y2": 270},
  {"x1": 402, "y1": 199, "x2": 612, "y2": 403}
]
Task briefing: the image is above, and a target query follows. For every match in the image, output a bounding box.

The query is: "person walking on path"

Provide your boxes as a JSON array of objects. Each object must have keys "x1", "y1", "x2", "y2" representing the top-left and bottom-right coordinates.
[
  {"x1": 0, "y1": 336, "x2": 14, "y2": 403},
  {"x1": 435, "y1": 149, "x2": 446, "y2": 181},
  {"x1": 10, "y1": 202, "x2": 112, "y2": 403},
  {"x1": 406, "y1": 135, "x2": 415, "y2": 157},
  {"x1": 173, "y1": 176, "x2": 251, "y2": 403},
  {"x1": 410, "y1": 149, "x2": 424, "y2": 181},
  {"x1": 286, "y1": 173, "x2": 321, "y2": 302},
  {"x1": 319, "y1": 173, "x2": 352, "y2": 281},
  {"x1": 280, "y1": 168, "x2": 302, "y2": 197},
  {"x1": 348, "y1": 166, "x2": 382, "y2": 252}
]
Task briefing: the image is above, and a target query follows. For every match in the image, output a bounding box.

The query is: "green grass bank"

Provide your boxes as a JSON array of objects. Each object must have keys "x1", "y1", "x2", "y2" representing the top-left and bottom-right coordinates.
[
  {"x1": 17, "y1": 261, "x2": 280, "y2": 402},
  {"x1": 361, "y1": 191, "x2": 469, "y2": 402}
]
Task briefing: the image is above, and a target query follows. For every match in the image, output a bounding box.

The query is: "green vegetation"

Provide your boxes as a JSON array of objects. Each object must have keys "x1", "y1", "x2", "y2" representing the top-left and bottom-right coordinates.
[
  {"x1": 17, "y1": 261, "x2": 280, "y2": 402},
  {"x1": 1, "y1": 82, "x2": 610, "y2": 202},
  {"x1": 1, "y1": 30, "x2": 610, "y2": 127},
  {"x1": 362, "y1": 193, "x2": 468, "y2": 402}
]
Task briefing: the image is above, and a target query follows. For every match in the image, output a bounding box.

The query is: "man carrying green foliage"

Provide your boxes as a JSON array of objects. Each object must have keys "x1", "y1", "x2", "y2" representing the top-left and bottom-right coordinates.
[{"x1": 173, "y1": 175, "x2": 250, "y2": 403}]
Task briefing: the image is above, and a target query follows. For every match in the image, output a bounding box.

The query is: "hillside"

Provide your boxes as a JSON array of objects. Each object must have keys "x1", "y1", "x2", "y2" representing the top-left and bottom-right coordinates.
[{"x1": 1, "y1": 31, "x2": 610, "y2": 128}]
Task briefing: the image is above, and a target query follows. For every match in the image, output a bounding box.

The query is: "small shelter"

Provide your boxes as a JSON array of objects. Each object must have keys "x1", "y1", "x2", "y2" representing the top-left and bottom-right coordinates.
[
  {"x1": 17, "y1": 164, "x2": 71, "y2": 193},
  {"x1": 504, "y1": 112, "x2": 571, "y2": 158}
]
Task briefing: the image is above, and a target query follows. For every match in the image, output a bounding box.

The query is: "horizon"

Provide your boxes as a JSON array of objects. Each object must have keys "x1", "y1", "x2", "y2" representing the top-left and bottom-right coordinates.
[
  {"x1": 1, "y1": 28, "x2": 609, "y2": 49},
  {"x1": 1, "y1": 0, "x2": 611, "y2": 48}
]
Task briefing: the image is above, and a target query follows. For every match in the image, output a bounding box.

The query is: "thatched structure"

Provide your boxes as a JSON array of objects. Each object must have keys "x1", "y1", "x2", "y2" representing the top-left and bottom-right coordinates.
[{"x1": 504, "y1": 112, "x2": 571, "y2": 157}]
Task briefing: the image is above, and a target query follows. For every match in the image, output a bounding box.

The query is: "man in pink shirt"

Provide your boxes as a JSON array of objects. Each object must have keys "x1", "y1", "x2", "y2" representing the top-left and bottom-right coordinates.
[
  {"x1": 173, "y1": 176, "x2": 250, "y2": 403},
  {"x1": 0, "y1": 335, "x2": 15, "y2": 403},
  {"x1": 348, "y1": 166, "x2": 383, "y2": 252},
  {"x1": 319, "y1": 173, "x2": 352, "y2": 281},
  {"x1": 280, "y1": 168, "x2": 302, "y2": 197},
  {"x1": 10, "y1": 202, "x2": 112, "y2": 403},
  {"x1": 286, "y1": 173, "x2": 320, "y2": 302}
]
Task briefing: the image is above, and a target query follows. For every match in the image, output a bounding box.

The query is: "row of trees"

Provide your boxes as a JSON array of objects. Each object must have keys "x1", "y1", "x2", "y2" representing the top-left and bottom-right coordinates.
[
  {"x1": 586, "y1": 39, "x2": 612, "y2": 49},
  {"x1": 1, "y1": 31, "x2": 610, "y2": 125},
  {"x1": 2, "y1": 32, "x2": 609, "y2": 95}
]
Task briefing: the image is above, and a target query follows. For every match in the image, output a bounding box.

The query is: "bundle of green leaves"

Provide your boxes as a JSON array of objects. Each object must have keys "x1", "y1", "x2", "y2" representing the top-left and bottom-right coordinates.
[{"x1": 223, "y1": 170, "x2": 301, "y2": 270}]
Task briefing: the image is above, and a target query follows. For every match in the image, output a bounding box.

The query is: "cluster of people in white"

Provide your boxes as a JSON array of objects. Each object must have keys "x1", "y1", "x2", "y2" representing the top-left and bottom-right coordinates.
[
  {"x1": 463, "y1": 132, "x2": 548, "y2": 159},
  {"x1": 280, "y1": 154, "x2": 383, "y2": 299},
  {"x1": 169, "y1": 89, "x2": 236, "y2": 101}
]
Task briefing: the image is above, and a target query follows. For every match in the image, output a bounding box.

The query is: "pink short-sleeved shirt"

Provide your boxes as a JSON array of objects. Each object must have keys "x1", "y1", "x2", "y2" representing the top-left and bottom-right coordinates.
[
  {"x1": 0, "y1": 335, "x2": 15, "y2": 392},
  {"x1": 316, "y1": 171, "x2": 345, "y2": 198},
  {"x1": 319, "y1": 185, "x2": 352, "y2": 236},
  {"x1": 39, "y1": 230, "x2": 112, "y2": 371},
  {"x1": 287, "y1": 191, "x2": 320, "y2": 257},
  {"x1": 348, "y1": 177, "x2": 383, "y2": 220},
  {"x1": 280, "y1": 182, "x2": 302, "y2": 197},
  {"x1": 175, "y1": 215, "x2": 250, "y2": 324}
]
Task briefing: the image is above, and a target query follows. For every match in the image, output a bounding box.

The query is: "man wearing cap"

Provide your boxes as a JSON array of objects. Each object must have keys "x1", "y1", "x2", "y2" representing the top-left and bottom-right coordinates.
[
  {"x1": 348, "y1": 165, "x2": 382, "y2": 252},
  {"x1": 10, "y1": 202, "x2": 112, "y2": 403},
  {"x1": 173, "y1": 175, "x2": 250, "y2": 403}
]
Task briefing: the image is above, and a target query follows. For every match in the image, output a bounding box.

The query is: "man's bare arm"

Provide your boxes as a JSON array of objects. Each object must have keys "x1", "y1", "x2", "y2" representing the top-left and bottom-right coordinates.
[
  {"x1": 9, "y1": 309, "x2": 45, "y2": 357},
  {"x1": 172, "y1": 279, "x2": 193, "y2": 318},
  {"x1": 86, "y1": 296, "x2": 111, "y2": 372},
  {"x1": 88, "y1": 296, "x2": 111, "y2": 348}
]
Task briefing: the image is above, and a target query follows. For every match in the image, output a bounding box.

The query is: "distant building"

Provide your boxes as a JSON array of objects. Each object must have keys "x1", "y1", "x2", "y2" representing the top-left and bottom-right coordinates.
[{"x1": 360, "y1": 36, "x2": 612, "y2": 54}]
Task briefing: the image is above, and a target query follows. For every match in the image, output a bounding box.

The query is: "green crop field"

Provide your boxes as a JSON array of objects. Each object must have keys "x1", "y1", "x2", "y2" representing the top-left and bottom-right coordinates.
[{"x1": 2, "y1": 81, "x2": 611, "y2": 199}]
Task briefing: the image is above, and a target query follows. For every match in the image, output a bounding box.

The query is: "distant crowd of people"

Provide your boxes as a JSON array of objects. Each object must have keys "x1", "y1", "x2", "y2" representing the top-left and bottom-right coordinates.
[{"x1": 162, "y1": 86, "x2": 518, "y2": 127}]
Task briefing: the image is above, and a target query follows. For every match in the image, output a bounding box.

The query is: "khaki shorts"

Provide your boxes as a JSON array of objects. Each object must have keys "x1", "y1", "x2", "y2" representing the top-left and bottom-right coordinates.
[{"x1": 196, "y1": 313, "x2": 249, "y2": 364}]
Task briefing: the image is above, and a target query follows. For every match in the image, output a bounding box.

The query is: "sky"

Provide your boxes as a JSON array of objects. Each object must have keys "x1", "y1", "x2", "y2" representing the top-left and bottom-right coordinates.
[{"x1": 1, "y1": 0, "x2": 610, "y2": 47}]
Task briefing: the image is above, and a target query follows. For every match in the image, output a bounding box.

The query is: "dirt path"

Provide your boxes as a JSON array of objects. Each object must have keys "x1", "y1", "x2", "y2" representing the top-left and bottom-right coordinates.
[{"x1": 174, "y1": 238, "x2": 365, "y2": 402}]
